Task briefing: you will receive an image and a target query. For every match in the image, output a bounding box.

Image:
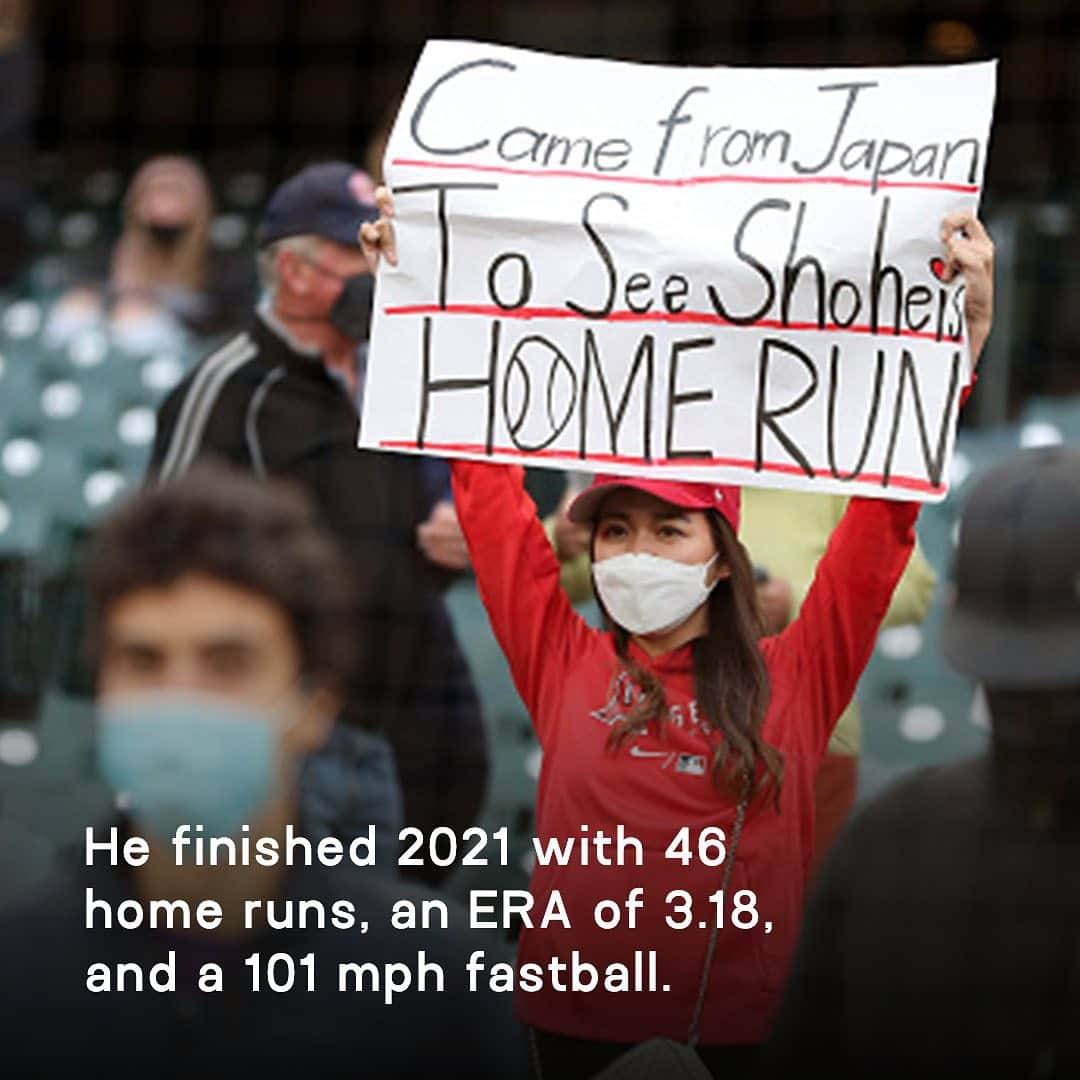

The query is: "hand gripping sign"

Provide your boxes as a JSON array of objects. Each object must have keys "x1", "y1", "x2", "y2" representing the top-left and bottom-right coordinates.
[{"x1": 360, "y1": 40, "x2": 996, "y2": 502}]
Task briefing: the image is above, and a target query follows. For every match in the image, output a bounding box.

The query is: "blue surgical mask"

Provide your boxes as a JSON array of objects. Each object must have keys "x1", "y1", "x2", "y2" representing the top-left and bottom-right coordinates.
[{"x1": 97, "y1": 690, "x2": 283, "y2": 841}]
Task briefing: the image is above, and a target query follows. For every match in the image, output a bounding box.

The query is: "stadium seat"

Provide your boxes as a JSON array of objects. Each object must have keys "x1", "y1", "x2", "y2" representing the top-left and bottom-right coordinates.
[
  {"x1": 0, "y1": 353, "x2": 40, "y2": 427},
  {"x1": 0, "y1": 818, "x2": 55, "y2": 914},
  {"x1": 24, "y1": 692, "x2": 98, "y2": 780},
  {"x1": 3, "y1": 780, "x2": 114, "y2": 846}
]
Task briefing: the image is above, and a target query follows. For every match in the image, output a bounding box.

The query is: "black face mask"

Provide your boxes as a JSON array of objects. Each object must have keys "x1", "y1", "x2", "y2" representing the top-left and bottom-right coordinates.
[
  {"x1": 328, "y1": 273, "x2": 375, "y2": 342},
  {"x1": 141, "y1": 222, "x2": 189, "y2": 251}
]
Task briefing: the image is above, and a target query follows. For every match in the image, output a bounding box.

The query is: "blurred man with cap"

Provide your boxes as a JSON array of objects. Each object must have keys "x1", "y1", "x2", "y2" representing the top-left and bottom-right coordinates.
[
  {"x1": 763, "y1": 445, "x2": 1080, "y2": 1078},
  {"x1": 148, "y1": 163, "x2": 488, "y2": 884}
]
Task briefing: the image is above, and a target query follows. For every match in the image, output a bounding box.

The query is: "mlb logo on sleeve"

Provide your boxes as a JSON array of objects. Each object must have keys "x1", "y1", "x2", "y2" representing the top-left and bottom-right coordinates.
[{"x1": 676, "y1": 754, "x2": 707, "y2": 776}]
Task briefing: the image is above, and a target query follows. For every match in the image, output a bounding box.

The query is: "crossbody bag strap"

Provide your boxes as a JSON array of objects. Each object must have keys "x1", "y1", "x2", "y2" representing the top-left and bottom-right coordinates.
[{"x1": 687, "y1": 795, "x2": 749, "y2": 1048}]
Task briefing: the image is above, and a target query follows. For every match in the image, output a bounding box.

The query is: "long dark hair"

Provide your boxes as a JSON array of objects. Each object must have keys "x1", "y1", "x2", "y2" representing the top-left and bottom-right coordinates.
[{"x1": 598, "y1": 510, "x2": 783, "y2": 809}]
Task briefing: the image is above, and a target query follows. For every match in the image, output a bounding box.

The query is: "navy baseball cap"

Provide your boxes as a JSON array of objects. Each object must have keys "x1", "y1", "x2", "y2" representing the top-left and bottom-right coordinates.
[{"x1": 257, "y1": 162, "x2": 379, "y2": 249}]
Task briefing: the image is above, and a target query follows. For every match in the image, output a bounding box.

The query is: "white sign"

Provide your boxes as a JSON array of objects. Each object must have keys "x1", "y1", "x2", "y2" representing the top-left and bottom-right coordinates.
[{"x1": 360, "y1": 40, "x2": 996, "y2": 502}]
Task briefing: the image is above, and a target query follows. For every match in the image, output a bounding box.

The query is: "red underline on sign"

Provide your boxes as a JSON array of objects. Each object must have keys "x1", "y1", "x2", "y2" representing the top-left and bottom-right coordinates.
[
  {"x1": 382, "y1": 304, "x2": 962, "y2": 345},
  {"x1": 390, "y1": 157, "x2": 980, "y2": 195},
  {"x1": 378, "y1": 440, "x2": 943, "y2": 494}
]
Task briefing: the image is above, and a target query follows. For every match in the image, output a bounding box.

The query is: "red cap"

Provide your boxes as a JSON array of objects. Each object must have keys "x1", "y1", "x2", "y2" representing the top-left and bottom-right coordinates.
[{"x1": 567, "y1": 474, "x2": 741, "y2": 534}]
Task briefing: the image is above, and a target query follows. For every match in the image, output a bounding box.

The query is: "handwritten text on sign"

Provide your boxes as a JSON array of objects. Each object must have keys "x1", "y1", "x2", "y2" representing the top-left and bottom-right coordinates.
[{"x1": 360, "y1": 41, "x2": 996, "y2": 501}]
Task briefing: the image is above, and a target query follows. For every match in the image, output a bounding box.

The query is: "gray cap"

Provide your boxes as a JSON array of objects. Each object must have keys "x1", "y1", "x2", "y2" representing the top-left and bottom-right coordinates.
[{"x1": 941, "y1": 444, "x2": 1080, "y2": 688}]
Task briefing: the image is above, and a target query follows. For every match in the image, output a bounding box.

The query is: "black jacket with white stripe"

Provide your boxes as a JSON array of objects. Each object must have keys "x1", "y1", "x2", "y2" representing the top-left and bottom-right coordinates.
[{"x1": 148, "y1": 314, "x2": 477, "y2": 740}]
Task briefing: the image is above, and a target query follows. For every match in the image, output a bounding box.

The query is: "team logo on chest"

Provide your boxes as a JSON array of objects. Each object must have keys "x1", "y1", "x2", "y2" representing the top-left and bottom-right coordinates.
[
  {"x1": 591, "y1": 672, "x2": 711, "y2": 733},
  {"x1": 590, "y1": 671, "x2": 637, "y2": 728},
  {"x1": 590, "y1": 672, "x2": 714, "y2": 771}
]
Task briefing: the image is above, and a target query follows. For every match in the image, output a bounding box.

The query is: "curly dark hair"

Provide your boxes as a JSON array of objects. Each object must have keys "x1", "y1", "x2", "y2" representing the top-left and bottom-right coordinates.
[{"x1": 85, "y1": 463, "x2": 357, "y2": 691}]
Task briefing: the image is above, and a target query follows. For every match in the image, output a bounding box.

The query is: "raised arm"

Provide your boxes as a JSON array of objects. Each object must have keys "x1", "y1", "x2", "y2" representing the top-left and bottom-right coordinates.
[
  {"x1": 451, "y1": 460, "x2": 596, "y2": 741},
  {"x1": 766, "y1": 209, "x2": 991, "y2": 752},
  {"x1": 765, "y1": 496, "x2": 918, "y2": 755},
  {"x1": 776, "y1": 499, "x2": 936, "y2": 631},
  {"x1": 881, "y1": 538, "x2": 936, "y2": 629}
]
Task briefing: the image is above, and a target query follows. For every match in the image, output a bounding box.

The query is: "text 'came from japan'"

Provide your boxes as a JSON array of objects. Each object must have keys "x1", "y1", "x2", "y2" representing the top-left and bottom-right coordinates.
[{"x1": 361, "y1": 40, "x2": 997, "y2": 502}]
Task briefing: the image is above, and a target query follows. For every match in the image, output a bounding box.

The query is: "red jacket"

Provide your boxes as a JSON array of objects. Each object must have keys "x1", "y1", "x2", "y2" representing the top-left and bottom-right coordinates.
[{"x1": 452, "y1": 461, "x2": 918, "y2": 1045}]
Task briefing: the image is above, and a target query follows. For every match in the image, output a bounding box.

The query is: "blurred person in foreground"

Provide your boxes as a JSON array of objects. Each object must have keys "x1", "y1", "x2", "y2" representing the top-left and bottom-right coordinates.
[
  {"x1": 550, "y1": 488, "x2": 938, "y2": 870},
  {"x1": 45, "y1": 155, "x2": 249, "y2": 352},
  {"x1": 148, "y1": 163, "x2": 486, "y2": 884},
  {"x1": 763, "y1": 445, "x2": 1080, "y2": 1078},
  {"x1": 0, "y1": 465, "x2": 525, "y2": 1077}
]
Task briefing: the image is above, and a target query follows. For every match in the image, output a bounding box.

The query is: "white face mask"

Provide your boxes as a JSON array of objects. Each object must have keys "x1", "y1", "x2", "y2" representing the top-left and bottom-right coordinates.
[{"x1": 592, "y1": 552, "x2": 719, "y2": 636}]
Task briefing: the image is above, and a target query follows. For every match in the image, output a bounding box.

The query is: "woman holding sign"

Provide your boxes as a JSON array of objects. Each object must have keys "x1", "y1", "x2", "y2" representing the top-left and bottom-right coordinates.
[{"x1": 363, "y1": 195, "x2": 993, "y2": 1079}]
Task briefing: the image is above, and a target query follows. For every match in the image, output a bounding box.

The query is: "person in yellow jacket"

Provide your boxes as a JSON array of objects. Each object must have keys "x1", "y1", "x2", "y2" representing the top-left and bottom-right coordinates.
[{"x1": 547, "y1": 484, "x2": 936, "y2": 870}]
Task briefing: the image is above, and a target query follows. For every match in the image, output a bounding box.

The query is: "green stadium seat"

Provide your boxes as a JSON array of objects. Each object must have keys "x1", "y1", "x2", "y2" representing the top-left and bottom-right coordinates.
[
  {"x1": 0, "y1": 725, "x2": 46, "y2": 795},
  {"x1": 34, "y1": 690, "x2": 97, "y2": 766},
  {"x1": 0, "y1": 488, "x2": 51, "y2": 556},
  {"x1": 35, "y1": 378, "x2": 113, "y2": 448},
  {"x1": 0, "y1": 353, "x2": 40, "y2": 427},
  {"x1": 0, "y1": 819, "x2": 55, "y2": 914},
  {"x1": 2, "y1": 780, "x2": 114, "y2": 846},
  {"x1": 138, "y1": 351, "x2": 188, "y2": 399},
  {"x1": 1, "y1": 298, "x2": 45, "y2": 354},
  {"x1": 0, "y1": 434, "x2": 82, "y2": 527},
  {"x1": 78, "y1": 398, "x2": 157, "y2": 479},
  {"x1": 1018, "y1": 395, "x2": 1080, "y2": 443}
]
